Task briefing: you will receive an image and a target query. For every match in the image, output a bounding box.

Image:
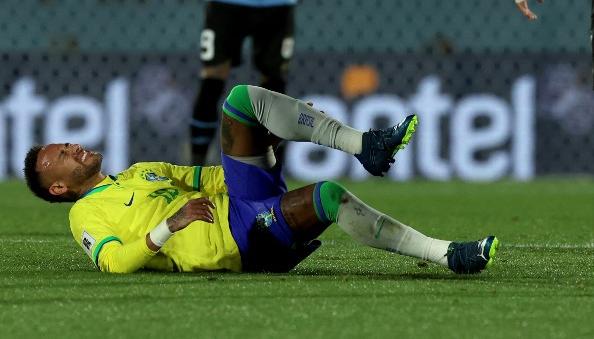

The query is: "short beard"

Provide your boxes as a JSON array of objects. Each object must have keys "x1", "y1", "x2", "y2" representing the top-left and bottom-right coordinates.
[{"x1": 72, "y1": 153, "x2": 103, "y2": 186}]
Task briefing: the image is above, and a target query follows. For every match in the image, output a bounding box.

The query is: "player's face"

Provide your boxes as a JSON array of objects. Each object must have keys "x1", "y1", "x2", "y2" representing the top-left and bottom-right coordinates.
[{"x1": 36, "y1": 143, "x2": 103, "y2": 195}]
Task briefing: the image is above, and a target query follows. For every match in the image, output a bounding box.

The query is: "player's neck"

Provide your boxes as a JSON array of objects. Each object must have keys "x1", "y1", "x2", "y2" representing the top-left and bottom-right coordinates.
[{"x1": 77, "y1": 172, "x2": 107, "y2": 198}]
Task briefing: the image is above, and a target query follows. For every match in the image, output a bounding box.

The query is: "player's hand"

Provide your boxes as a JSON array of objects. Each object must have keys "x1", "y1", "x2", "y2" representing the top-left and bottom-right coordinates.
[
  {"x1": 166, "y1": 198, "x2": 216, "y2": 232},
  {"x1": 515, "y1": 0, "x2": 543, "y2": 21}
]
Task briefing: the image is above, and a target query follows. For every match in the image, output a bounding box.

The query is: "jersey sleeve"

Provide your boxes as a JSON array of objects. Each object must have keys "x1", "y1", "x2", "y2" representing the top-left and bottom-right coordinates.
[
  {"x1": 198, "y1": 165, "x2": 227, "y2": 195},
  {"x1": 95, "y1": 238, "x2": 157, "y2": 273},
  {"x1": 69, "y1": 205, "x2": 121, "y2": 268},
  {"x1": 69, "y1": 204, "x2": 157, "y2": 273},
  {"x1": 151, "y1": 162, "x2": 227, "y2": 195}
]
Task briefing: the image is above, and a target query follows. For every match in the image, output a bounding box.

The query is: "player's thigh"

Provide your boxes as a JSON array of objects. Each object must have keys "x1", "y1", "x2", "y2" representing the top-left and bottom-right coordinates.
[
  {"x1": 201, "y1": 1, "x2": 246, "y2": 67},
  {"x1": 251, "y1": 6, "x2": 295, "y2": 77},
  {"x1": 280, "y1": 184, "x2": 330, "y2": 242},
  {"x1": 220, "y1": 83, "x2": 283, "y2": 156},
  {"x1": 221, "y1": 153, "x2": 287, "y2": 200},
  {"x1": 221, "y1": 114, "x2": 276, "y2": 156}
]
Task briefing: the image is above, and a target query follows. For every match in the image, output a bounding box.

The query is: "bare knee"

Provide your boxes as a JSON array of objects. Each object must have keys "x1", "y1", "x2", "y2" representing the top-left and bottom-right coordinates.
[{"x1": 281, "y1": 185, "x2": 325, "y2": 240}]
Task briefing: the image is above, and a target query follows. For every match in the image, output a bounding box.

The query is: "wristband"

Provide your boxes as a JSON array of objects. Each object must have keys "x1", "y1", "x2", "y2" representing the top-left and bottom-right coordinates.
[
  {"x1": 515, "y1": 0, "x2": 524, "y2": 3},
  {"x1": 149, "y1": 220, "x2": 173, "y2": 247}
]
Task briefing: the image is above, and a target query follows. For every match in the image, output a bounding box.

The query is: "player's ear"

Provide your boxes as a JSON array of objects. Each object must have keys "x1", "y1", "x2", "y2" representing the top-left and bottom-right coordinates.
[{"x1": 48, "y1": 181, "x2": 68, "y2": 196}]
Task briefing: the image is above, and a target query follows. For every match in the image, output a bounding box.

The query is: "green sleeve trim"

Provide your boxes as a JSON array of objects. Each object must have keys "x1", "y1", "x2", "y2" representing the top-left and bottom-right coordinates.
[
  {"x1": 93, "y1": 236, "x2": 122, "y2": 267},
  {"x1": 193, "y1": 166, "x2": 202, "y2": 191}
]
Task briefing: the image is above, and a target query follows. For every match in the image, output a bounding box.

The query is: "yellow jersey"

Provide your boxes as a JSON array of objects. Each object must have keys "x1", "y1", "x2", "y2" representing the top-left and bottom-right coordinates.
[{"x1": 68, "y1": 162, "x2": 242, "y2": 273}]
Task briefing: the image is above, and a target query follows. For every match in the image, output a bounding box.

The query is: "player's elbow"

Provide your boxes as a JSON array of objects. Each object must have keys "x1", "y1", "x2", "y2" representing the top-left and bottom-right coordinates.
[
  {"x1": 98, "y1": 253, "x2": 141, "y2": 274},
  {"x1": 95, "y1": 240, "x2": 150, "y2": 273}
]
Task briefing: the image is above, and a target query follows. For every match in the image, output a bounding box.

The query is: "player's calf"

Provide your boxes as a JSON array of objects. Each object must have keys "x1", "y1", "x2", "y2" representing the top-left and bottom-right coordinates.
[
  {"x1": 222, "y1": 85, "x2": 363, "y2": 157},
  {"x1": 305, "y1": 180, "x2": 498, "y2": 274},
  {"x1": 222, "y1": 85, "x2": 420, "y2": 177}
]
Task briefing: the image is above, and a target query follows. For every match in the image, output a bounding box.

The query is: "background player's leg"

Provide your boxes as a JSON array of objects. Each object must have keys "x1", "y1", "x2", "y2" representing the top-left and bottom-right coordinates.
[
  {"x1": 250, "y1": 5, "x2": 295, "y2": 163},
  {"x1": 252, "y1": 5, "x2": 295, "y2": 94},
  {"x1": 191, "y1": 1, "x2": 245, "y2": 164},
  {"x1": 191, "y1": 62, "x2": 229, "y2": 164}
]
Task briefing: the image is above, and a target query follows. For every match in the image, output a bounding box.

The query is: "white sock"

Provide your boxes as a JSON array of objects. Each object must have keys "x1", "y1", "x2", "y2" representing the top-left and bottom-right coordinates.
[
  {"x1": 336, "y1": 190, "x2": 451, "y2": 266},
  {"x1": 247, "y1": 85, "x2": 363, "y2": 155}
]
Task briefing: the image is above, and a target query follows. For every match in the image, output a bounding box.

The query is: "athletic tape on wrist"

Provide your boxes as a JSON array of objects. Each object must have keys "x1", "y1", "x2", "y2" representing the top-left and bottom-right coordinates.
[{"x1": 149, "y1": 220, "x2": 173, "y2": 248}]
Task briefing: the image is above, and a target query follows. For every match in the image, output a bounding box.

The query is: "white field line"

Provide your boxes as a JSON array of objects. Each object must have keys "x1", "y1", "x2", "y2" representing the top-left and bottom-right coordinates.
[
  {"x1": 504, "y1": 243, "x2": 594, "y2": 249},
  {"x1": 0, "y1": 238, "x2": 65, "y2": 243},
  {"x1": 2, "y1": 239, "x2": 593, "y2": 249}
]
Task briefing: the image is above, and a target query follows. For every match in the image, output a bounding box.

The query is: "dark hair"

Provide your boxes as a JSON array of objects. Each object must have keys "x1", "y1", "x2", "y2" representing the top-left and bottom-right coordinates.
[{"x1": 23, "y1": 146, "x2": 74, "y2": 203}]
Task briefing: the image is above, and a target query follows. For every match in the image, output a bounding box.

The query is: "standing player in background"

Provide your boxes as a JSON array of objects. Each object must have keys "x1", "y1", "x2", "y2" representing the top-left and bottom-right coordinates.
[
  {"x1": 515, "y1": 0, "x2": 594, "y2": 90},
  {"x1": 191, "y1": 0, "x2": 296, "y2": 164}
]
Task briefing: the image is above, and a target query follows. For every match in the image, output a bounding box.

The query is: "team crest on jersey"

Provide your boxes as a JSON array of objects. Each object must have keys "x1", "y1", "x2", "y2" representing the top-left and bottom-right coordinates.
[
  {"x1": 81, "y1": 231, "x2": 96, "y2": 258},
  {"x1": 256, "y1": 207, "x2": 277, "y2": 229},
  {"x1": 143, "y1": 171, "x2": 169, "y2": 182}
]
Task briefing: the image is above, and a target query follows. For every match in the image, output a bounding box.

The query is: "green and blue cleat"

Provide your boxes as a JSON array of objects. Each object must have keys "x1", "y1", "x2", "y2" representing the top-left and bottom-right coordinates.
[
  {"x1": 355, "y1": 114, "x2": 419, "y2": 176},
  {"x1": 447, "y1": 235, "x2": 500, "y2": 274}
]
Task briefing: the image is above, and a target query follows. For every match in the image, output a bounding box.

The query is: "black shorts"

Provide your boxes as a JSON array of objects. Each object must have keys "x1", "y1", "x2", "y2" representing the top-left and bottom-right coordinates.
[{"x1": 200, "y1": 1, "x2": 295, "y2": 76}]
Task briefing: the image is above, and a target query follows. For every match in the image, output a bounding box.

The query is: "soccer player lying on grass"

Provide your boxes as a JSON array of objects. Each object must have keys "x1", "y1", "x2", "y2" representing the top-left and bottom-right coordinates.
[{"x1": 23, "y1": 85, "x2": 499, "y2": 274}]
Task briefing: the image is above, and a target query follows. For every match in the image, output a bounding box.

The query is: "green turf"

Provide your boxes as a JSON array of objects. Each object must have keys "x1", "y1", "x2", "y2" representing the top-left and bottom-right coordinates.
[{"x1": 1, "y1": 179, "x2": 593, "y2": 338}]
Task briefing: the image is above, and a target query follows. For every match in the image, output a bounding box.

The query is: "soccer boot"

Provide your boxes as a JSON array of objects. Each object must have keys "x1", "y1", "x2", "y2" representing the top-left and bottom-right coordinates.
[
  {"x1": 447, "y1": 235, "x2": 500, "y2": 274},
  {"x1": 354, "y1": 114, "x2": 418, "y2": 176}
]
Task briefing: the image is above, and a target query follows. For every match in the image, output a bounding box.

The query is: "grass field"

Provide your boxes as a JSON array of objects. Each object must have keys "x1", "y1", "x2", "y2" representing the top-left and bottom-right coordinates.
[{"x1": 1, "y1": 179, "x2": 593, "y2": 338}]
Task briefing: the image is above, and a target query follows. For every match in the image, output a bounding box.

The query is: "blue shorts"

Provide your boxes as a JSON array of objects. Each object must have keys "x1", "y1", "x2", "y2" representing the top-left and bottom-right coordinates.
[{"x1": 224, "y1": 154, "x2": 314, "y2": 272}]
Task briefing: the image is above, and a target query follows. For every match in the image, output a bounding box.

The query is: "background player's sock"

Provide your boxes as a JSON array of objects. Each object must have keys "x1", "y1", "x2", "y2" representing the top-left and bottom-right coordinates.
[
  {"x1": 223, "y1": 85, "x2": 363, "y2": 155},
  {"x1": 313, "y1": 181, "x2": 451, "y2": 266},
  {"x1": 191, "y1": 78, "x2": 226, "y2": 164}
]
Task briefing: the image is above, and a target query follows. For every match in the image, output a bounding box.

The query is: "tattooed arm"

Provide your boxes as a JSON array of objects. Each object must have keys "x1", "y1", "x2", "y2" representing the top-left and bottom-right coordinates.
[
  {"x1": 146, "y1": 197, "x2": 216, "y2": 251},
  {"x1": 97, "y1": 198, "x2": 215, "y2": 273}
]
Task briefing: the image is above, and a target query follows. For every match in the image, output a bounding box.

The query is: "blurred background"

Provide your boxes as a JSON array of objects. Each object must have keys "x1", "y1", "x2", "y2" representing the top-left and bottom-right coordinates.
[{"x1": 0, "y1": 0, "x2": 592, "y2": 182}]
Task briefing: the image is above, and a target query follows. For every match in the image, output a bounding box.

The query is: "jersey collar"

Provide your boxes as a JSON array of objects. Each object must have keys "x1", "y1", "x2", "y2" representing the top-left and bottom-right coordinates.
[{"x1": 80, "y1": 175, "x2": 115, "y2": 199}]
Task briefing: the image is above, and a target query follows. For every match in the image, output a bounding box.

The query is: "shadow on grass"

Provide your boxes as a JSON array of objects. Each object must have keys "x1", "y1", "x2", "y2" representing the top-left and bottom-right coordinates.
[
  {"x1": 0, "y1": 268, "x2": 488, "y2": 292},
  {"x1": 290, "y1": 269, "x2": 488, "y2": 281}
]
